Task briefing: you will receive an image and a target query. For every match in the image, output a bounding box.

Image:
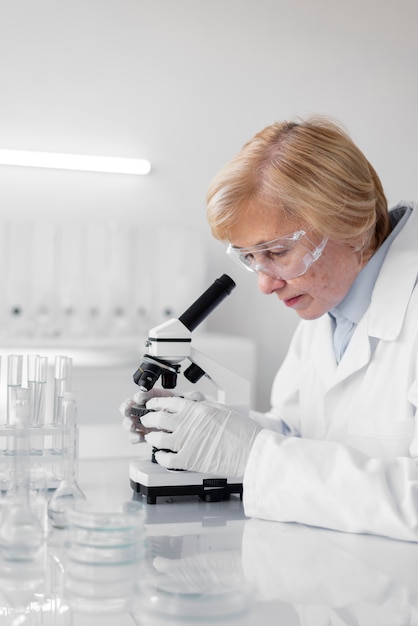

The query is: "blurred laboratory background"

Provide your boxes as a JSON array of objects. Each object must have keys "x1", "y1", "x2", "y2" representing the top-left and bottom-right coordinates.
[{"x1": 0, "y1": 0, "x2": 417, "y2": 418}]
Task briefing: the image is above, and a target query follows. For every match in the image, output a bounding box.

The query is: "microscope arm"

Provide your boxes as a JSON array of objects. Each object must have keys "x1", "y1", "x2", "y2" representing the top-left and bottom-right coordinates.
[
  {"x1": 187, "y1": 346, "x2": 250, "y2": 411},
  {"x1": 134, "y1": 275, "x2": 249, "y2": 408}
]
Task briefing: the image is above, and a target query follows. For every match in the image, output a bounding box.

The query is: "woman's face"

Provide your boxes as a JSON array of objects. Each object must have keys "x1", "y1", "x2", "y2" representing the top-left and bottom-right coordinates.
[{"x1": 229, "y1": 206, "x2": 365, "y2": 321}]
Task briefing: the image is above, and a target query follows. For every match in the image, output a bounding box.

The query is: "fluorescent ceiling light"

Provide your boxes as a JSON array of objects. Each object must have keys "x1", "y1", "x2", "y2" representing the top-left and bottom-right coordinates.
[{"x1": 0, "y1": 149, "x2": 151, "y2": 175}]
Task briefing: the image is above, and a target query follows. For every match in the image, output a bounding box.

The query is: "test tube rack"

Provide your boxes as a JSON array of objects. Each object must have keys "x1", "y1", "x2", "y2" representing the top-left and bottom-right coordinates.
[{"x1": 0, "y1": 353, "x2": 75, "y2": 491}]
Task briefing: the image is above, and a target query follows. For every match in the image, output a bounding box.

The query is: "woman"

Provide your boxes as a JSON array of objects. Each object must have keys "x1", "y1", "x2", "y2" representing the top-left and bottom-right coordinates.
[{"x1": 129, "y1": 117, "x2": 418, "y2": 542}]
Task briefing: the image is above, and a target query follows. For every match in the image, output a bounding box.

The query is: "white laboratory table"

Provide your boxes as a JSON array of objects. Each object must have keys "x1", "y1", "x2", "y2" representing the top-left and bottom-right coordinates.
[{"x1": 2, "y1": 445, "x2": 418, "y2": 626}]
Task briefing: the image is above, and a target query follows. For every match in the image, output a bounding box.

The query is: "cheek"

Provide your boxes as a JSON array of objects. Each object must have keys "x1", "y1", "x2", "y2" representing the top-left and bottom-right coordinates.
[
  {"x1": 286, "y1": 245, "x2": 362, "y2": 319},
  {"x1": 315, "y1": 269, "x2": 344, "y2": 297},
  {"x1": 294, "y1": 283, "x2": 344, "y2": 321},
  {"x1": 301, "y1": 261, "x2": 356, "y2": 311}
]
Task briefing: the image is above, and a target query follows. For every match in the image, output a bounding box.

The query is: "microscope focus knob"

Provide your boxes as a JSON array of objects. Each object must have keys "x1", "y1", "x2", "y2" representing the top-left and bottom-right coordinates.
[{"x1": 184, "y1": 363, "x2": 205, "y2": 384}]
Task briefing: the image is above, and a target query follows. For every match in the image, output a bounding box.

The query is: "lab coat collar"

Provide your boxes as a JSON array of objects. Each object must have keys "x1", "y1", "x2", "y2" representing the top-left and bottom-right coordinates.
[
  {"x1": 367, "y1": 201, "x2": 418, "y2": 341},
  {"x1": 313, "y1": 201, "x2": 418, "y2": 388},
  {"x1": 330, "y1": 204, "x2": 410, "y2": 327}
]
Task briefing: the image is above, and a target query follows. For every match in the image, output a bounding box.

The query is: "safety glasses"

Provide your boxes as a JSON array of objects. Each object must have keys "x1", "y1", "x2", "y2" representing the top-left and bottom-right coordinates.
[{"x1": 227, "y1": 230, "x2": 328, "y2": 281}]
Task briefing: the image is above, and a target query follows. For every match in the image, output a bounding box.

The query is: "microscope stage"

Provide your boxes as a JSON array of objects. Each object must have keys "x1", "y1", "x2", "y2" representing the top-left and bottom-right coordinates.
[{"x1": 129, "y1": 459, "x2": 243, "y2": 504}]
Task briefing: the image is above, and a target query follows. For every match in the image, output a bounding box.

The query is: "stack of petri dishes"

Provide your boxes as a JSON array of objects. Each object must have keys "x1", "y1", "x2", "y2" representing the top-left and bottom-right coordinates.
[{"x1": 63, "y1": 503, "x2": 145, "y2": 614}]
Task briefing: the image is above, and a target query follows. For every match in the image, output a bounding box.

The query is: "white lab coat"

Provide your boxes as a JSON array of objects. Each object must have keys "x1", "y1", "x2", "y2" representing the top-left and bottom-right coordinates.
[{"x1": 244, "y1": 201, "x2": 418, "y2": 542}]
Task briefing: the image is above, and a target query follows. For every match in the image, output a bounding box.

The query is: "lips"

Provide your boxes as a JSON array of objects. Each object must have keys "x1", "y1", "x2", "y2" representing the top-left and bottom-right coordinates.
[{"x1": 283, "y1": 295, "x2": 303, "y2": 308}]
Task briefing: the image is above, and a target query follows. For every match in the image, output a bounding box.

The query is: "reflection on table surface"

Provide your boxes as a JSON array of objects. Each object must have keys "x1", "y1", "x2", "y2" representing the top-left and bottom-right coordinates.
[{"x1": 1, "y1": 457, "x2": 418, "y2": 625}]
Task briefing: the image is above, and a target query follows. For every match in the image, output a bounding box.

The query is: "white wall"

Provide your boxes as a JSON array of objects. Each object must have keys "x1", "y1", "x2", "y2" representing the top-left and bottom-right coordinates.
[{"x1": 0, "y1": 0, "x2": 417, "y2": 409}]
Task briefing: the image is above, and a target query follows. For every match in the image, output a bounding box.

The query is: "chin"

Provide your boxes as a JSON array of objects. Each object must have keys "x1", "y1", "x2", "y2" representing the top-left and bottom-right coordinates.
[{"x1": 296, "y1": 308, "x2": 328, "y2": 321}]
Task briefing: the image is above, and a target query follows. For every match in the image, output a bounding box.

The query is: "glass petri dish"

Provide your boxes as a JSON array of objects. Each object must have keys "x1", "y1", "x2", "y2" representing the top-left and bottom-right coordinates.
[
  {"x1": 66, "y1": 503, "x2": 146, "y2": 563},
  {"x1": 137, "y1": 586, "x2": 254, "y2": 621},
  {"x1": 67, "y1": 504, "x2": 145, "y2": 548}
]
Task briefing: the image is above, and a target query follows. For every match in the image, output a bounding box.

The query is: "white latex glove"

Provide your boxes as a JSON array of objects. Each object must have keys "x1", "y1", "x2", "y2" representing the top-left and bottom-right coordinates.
[
  {"x1": 141, "y1": 397, "x2": 261, "y2": 477},
  {"x1": 134, "y1": 387, "x2": 206, "y2": 406},
  {"x1": 119, "y1": 388, "x2": 206, "y2": 443}
]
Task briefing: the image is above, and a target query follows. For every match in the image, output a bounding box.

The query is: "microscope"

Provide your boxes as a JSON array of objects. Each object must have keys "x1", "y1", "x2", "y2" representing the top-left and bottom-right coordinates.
[{"x1": 129, "y1": 274, "x2": 250, "y2": 504}]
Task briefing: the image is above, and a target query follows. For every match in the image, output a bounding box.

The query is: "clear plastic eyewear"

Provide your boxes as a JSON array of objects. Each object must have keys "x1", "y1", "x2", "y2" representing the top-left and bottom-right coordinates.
[{"x1": 226, "y1": 230, "x2": 328, "y2": 281}]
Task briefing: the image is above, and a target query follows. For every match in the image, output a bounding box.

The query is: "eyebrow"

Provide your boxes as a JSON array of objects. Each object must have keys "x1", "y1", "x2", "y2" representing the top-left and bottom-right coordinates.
[
  {"x1": 231, "y1": 236, "x2": 295, "y2": 251},
  {"x1": 231, "y1": 241, "x2": 265, "y2": 250}
]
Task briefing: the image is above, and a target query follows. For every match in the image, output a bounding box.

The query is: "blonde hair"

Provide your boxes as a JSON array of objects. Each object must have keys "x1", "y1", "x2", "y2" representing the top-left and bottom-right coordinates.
[{"x1": 206, "y1": 117, "x2": 389, "y2": 255}]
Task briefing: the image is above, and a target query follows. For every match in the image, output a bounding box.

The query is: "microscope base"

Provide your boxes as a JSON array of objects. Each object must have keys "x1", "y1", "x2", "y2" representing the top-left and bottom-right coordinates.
[{"x1": 129, "y1": 459, "x2": 243, "y2": 505}]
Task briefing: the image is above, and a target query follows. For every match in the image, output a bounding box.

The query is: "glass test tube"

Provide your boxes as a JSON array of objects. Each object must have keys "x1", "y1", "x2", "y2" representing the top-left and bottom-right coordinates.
[
  {"x1": 27, "y1": 358, "x2": 49, "y2": 539},
  {"x1": 0, "y1": 354, "x2": 2, "y2": 426},
  {"x1": 0, "y1": 354, "x2": 3, "y2": 431},
  {"x1": 27, "y1": 354, "x2": 47, "y2": 455},
  {"x1": 5, "y1": 355, "x2": 23, "y2": 456},
  {"x1": 7, "y1": 355, "x2": 23, "y2": 426},
  {"x1": 0, "y1": 354, "x2": 6, "y2": 487},
  {"x1": 0, "y1": 387, "x2": 44, "y2": 560},
  {"x1": 51, "y1": 355, "x2": 72, "y2": 455},
  {"x1": 27, "y1": 354, "x2": 40, "y2": 424},
  {"x1": 53, "y1": 356, "x2": 72, "y2": 424}
]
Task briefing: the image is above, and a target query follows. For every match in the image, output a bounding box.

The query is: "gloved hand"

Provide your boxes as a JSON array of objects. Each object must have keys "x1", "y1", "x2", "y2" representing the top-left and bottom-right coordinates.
[
  {"x1": 141, "y1": 397, "x2": 262, "y2": 477},
  {"x1": 119, "y1": 388, "x2": 206, "y2": 443}
]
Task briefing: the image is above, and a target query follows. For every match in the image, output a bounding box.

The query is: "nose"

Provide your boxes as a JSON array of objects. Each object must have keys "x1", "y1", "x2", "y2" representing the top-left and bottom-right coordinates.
[{"x1": 257, "y1": 271, "x2": 286, "y2": 294}]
